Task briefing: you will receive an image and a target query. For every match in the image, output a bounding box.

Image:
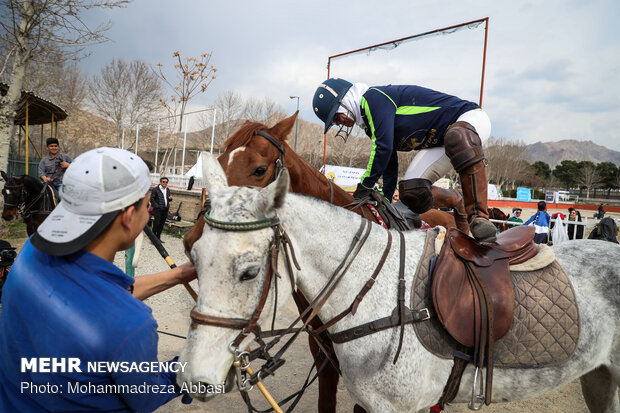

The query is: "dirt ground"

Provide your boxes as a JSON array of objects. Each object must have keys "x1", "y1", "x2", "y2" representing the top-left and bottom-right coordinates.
[{"x1": 3, "y1": 204, "x2": 616, "y2": 412}]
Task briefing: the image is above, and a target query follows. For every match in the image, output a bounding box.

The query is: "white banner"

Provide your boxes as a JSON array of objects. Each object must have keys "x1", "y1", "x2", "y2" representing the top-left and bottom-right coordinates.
[{"x1": 324, "y1": 165, "x2": 366, "y2": 192}]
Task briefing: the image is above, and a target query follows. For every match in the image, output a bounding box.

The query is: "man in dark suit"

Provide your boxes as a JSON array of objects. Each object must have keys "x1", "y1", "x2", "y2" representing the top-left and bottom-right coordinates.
[{"x1": 150, "y1": 177, "x2": 172, "y2": 239}]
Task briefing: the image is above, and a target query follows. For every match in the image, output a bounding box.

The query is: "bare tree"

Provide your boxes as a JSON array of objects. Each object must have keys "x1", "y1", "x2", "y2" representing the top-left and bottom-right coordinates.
[
  {"x1": 154, "y1": 51, "x2": 216, "y2": 173},
  {"x1": 89, "y1": 58, "x2": 163, "y2": 149},
  {"x1": 0, "y1": 0, "x2": 129, "y2": 173},
  {"x1": 206, "y1": 89, "x2": 244, "y2": 152},
  {"x1": 484, "y1": 137, "x2": 530, "y2": 190},
  {"x1": 242, "y1": 96, "x2": 284, "y2": 123},
  {"x1": 576, "y1": 163, "x2": 602, "y2": 199}
]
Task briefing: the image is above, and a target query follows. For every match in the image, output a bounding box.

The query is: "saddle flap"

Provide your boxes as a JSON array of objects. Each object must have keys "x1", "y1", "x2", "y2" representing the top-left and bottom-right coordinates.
[
  {"x1": 446, "y1": 228, "x2": 494, "y2": 266},
  {"x1": 432, "y1": 232, "x2": 515, "y2": 348}
]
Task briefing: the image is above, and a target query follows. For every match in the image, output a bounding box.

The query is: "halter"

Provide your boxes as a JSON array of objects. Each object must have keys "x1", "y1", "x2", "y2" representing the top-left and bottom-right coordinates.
[{"x1": 254, "y1": 130, "x2": 285, "y2": 184}]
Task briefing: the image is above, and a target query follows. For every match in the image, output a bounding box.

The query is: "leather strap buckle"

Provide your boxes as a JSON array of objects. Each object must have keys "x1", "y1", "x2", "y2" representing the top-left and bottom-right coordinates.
[{"x1": 419, "y1": 308, "x2": 431, "y2": 321}]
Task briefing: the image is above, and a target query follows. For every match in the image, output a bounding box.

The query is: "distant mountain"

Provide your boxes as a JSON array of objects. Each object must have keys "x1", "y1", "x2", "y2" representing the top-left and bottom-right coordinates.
[{"x1": 526, "y1": 140, "x2": 620, "y2": 168}]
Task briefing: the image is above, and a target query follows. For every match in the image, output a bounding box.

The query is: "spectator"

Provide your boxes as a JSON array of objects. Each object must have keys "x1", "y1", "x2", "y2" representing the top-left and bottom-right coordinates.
[
  {"x1": 588, "y1": 217, "x2": 619, "y2": 243},
  {"x1": 597, "y1": 203, "x2": 605, "y2": 219},
  {"x1": 507, "y1": 207, "x2": 523, "y2": 226},
  {"x1": 150, "y1": 176, "x2": 172, "y2": 240},
  {"x1": 38, "y1": 137, "x2": 73, "y2": 193},
  {"x1": 392, "y1": 189, "x2": 400, "y2": 203},
  {"x1": 312, "y1": 78, "x2": 496, "y2": 242},
  {"x1": 0, "y1": 147, "x2": 197, "y2": 411},
  {"x1": 524, "y1": 201, "x2": 551, "y2": 244},
  {"x1": 567, "y1": 207, "x2": 584, "y2": 240}
]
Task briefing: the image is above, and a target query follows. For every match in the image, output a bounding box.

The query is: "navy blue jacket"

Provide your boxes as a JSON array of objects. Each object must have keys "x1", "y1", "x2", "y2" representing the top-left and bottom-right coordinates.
[
  {"x1": 0, "y1": 240, "x2": 180, "y2": 412},
  {"x1": 359, "y1": 85, "x2": 478, "y2": 199}
]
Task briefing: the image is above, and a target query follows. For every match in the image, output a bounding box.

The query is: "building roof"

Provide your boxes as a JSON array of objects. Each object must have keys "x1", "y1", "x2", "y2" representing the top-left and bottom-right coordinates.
[{"x1": 1, "y1": 82, "x2": 68, "y2": 126}]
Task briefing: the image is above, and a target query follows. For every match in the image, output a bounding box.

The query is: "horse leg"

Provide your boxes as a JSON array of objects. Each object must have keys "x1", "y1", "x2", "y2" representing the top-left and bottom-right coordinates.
[
  {"x1": 295, "y1": 292, "x2": 339, "y2": 413},
  {"x1": 430, "y1": 186, "x2": 469, "y2": 233},
  {"x1": 579, "y1": 365, "x2": 619, "y2": 413}
]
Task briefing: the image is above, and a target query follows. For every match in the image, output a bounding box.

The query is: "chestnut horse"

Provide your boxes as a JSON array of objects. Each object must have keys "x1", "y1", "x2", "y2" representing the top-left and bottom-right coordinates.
[{"x1": 183, "y1": 113, "x2": 466, "y2": 413}]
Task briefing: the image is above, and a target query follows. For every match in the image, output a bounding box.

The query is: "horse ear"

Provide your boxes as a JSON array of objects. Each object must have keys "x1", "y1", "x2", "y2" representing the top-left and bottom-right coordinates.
[
  {"x1": 257, "y1": 168, "x2": 289, "y2": 216},
  {"x1": 266, "y1": 112, "x2": 298, "y2": 143},
  {"x1": 0, "y1": 171, "x2": 8, "y2": 182},
  {"x1": 201, "y1": 152, "x2": 228, "y2": 193}
]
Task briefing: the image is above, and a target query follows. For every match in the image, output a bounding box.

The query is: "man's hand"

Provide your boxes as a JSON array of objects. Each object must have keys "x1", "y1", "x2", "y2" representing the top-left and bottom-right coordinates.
[
  {"x1": 59, "y1": 161, "x2": 70, "y2": 169},
  {"x1": 41, "y1": 176, "x2": 51, "y2": 183},
  {"x1": 352, "y1": 183, "x2": 372, "y2": 200}
]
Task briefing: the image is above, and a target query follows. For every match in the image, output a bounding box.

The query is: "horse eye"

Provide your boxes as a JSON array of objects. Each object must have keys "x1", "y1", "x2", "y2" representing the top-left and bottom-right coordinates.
[
  {"x1": 252, "y1": 166, "x2": 268, "y2": 177},
  {"x1": 239, "y1": 266, "x2": 259, "y2": 281}
]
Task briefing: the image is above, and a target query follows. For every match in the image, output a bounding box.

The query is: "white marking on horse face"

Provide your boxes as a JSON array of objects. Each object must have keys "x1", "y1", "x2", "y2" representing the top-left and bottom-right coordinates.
[{"x1": 228, "y1": 146, "x2": 246, "y2": 167}]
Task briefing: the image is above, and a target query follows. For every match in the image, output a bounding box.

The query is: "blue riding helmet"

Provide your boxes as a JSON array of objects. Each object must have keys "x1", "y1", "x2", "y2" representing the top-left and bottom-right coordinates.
[{"x1": 312, "y1": 78, "x2": 353, "y2": 134}]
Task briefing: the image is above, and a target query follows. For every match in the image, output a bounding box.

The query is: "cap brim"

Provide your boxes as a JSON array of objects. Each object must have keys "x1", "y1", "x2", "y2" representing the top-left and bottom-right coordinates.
[
  {"x1": 323, "y1": 103, "x2": 341, "y2": 134},
  {"x1": 31, "y1": 201, "x2": 120, "y2": 257}
]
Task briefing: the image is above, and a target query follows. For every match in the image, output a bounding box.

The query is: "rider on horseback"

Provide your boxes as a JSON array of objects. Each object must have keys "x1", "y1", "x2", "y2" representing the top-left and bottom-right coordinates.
[{"x1": 312, "y1": 78, "x2": 497, "y2": 242}]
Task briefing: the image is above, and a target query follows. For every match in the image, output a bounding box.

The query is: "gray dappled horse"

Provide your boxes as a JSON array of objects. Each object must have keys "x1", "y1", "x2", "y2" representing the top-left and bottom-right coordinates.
[{"x1": 178, "y1": 153, "x2": 619, "y2": 413}]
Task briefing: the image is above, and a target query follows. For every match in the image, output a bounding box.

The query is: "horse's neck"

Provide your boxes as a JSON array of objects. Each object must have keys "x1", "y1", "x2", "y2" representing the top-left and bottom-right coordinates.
[
  {"x1": 284, "y1": 150, "x2": 377, "y2": 221},
  {"x1": 22, "y1": 177, "x2": 43, "y2": 197},
  {"x1": 280, "y1": 194, "x2": 425, "y2": 325},
  {"x1": 285, "y1": 150, "x2": 353, "y2": 205}
]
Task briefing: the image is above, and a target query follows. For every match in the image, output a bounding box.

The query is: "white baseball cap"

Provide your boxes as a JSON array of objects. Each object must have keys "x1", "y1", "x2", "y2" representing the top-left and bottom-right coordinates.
[{"x1": 31, "y1": 147, "x2": 151, "y2": 256}]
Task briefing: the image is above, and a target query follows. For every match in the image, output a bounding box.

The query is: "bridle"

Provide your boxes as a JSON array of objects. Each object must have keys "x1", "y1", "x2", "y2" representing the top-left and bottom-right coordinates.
[
  {"x1": 254, "y1": 130, "x2": 286, "y2": 185},
  {"x1": 189, "y1": 212, "x2": 293, "y2": 349},
  {"x1": 2, "y1": 180, "x2": 56, "y2": 219}
]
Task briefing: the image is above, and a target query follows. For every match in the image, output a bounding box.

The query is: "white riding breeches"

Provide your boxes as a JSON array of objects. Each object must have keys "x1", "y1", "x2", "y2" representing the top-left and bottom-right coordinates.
[{"x1": 402, "y1": 108, "x2": 491, "y2": 183}]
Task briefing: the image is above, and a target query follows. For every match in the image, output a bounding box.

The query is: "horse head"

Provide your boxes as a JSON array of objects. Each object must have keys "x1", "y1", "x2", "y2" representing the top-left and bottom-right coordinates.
[
  {"x1": 178, "y1": 153, "x2": 293, "y2": 401},
  {"x1": 1, "y1": 171, "x2": 23, "y2": 221},
  {"x1": 183, "y1": 112, "x2": 298, "y2": 259},
  {"x1": 218, "y1": 112, "x2": 297, "y2": 187}
]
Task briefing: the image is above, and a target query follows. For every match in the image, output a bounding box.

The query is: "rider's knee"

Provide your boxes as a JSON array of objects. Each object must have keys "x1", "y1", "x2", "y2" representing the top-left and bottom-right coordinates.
[
  {"x1": 398, "y1": 178, "x2": 433, "y2": 213},
  {"x1": 444, "y1": 122, "x2": 484, "y2": 172}
]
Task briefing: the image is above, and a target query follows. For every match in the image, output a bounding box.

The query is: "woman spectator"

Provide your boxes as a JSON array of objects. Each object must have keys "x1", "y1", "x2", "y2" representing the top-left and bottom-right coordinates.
[
  {"x1": 567, "y1": 208, "x2": 584, "y2": 240},
  {"x1": 507, "y1": 207, "x2": 523, "y2": 227}
]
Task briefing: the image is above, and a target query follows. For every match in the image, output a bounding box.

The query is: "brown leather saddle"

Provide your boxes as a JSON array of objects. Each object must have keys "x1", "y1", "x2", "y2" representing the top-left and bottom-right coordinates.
[{"x1": 431, "y1": 225, "x2": 537, "y2": 407}]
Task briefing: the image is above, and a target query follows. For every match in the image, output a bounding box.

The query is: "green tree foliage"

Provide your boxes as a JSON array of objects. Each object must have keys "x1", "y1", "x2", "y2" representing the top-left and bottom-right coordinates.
[
  {"x1": 552, "y1": 160, "x2": 580, "y2": 188},
  {"x1": 596, "y1": 161, "x2": 618, "y2": 190},
  {"x1": 531, "y1": 161, "x2": 551, "y2": 180}
]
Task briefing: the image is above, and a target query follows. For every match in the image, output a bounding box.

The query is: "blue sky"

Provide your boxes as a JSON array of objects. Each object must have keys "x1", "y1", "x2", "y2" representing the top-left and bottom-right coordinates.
[{"x1": 82, "y1": 0, "x2": 620, "y2": 151}]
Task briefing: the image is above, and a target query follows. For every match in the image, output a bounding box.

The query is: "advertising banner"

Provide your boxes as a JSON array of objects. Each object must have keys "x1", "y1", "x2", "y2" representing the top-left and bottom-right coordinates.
[
  {"x1": 324, "y1": 165, "x2": 367, "y2": 192},
  {"x1": 516, "y1": 187, "x2": 532, "y2": 202}
]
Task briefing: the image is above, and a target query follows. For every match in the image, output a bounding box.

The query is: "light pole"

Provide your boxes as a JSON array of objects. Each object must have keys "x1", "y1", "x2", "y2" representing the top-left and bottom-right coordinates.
[{"x1": 289, "y1": 96, "x2": 299, "y2": 151}]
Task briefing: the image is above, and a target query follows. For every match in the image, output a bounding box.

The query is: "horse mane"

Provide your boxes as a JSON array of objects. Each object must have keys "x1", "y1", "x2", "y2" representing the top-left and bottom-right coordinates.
[
  {"x1": 21, "y1": 174, "x2": 44, "y2": 191},
  {"x1": 223, "y1": 120, "x2": 285, "y2": 151}
]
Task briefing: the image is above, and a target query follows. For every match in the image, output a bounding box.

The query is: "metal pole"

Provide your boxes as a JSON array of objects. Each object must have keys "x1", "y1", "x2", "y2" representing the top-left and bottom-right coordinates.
[
  {"x1": 121, "y1": 129, "x2": 125, "y2": 150},
  {"x1": 135, "y1": 124, "x2": 140, "y2": 154},
  {"x1": 182, "y1": 116, "x2": 187, "y2": 174},
  {"x1": 210, "y1": 108, "x2": 216, "y2": 154},
  {"x1": 155, "y1": 121, "x2": 161, "y2": 171},
  {"x1": 289, "y1": 96, "x2": 299, "y2": 151},
  {"x1": 479, "y1": 17, "x2": 489, "y2": 107}
]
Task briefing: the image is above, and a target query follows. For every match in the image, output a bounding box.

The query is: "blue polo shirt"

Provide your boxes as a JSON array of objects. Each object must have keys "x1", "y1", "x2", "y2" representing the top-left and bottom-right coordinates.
[
  {"x1": 359, "y1": 85, "x2": 479, "y2": 199},
  {"x1": 0, "y1": 240, "x2": 180, "y2": 412}
]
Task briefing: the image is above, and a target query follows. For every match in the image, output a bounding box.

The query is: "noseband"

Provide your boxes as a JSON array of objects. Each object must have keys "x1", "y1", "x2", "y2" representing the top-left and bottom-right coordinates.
[
  {"x1": 189, "y1": 212, "x2": 288, "y2": 348},
  {"x1": 254, "y1": 130, "x2": 285, "y2": 184}
]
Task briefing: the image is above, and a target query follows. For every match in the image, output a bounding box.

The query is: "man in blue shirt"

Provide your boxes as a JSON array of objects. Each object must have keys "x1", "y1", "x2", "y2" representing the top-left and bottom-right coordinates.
[
  {"x1": 313, "y1": 78, "x2": 496, "y2": 242},
  {"x1": 0, "y1": 147, "x2": 197, "y2": 412}
]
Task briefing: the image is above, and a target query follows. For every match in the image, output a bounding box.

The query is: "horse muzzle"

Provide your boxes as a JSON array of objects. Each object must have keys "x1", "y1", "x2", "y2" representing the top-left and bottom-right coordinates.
[{"x1": 180, "y1": 366, "x2": 236, "y2": 402}]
